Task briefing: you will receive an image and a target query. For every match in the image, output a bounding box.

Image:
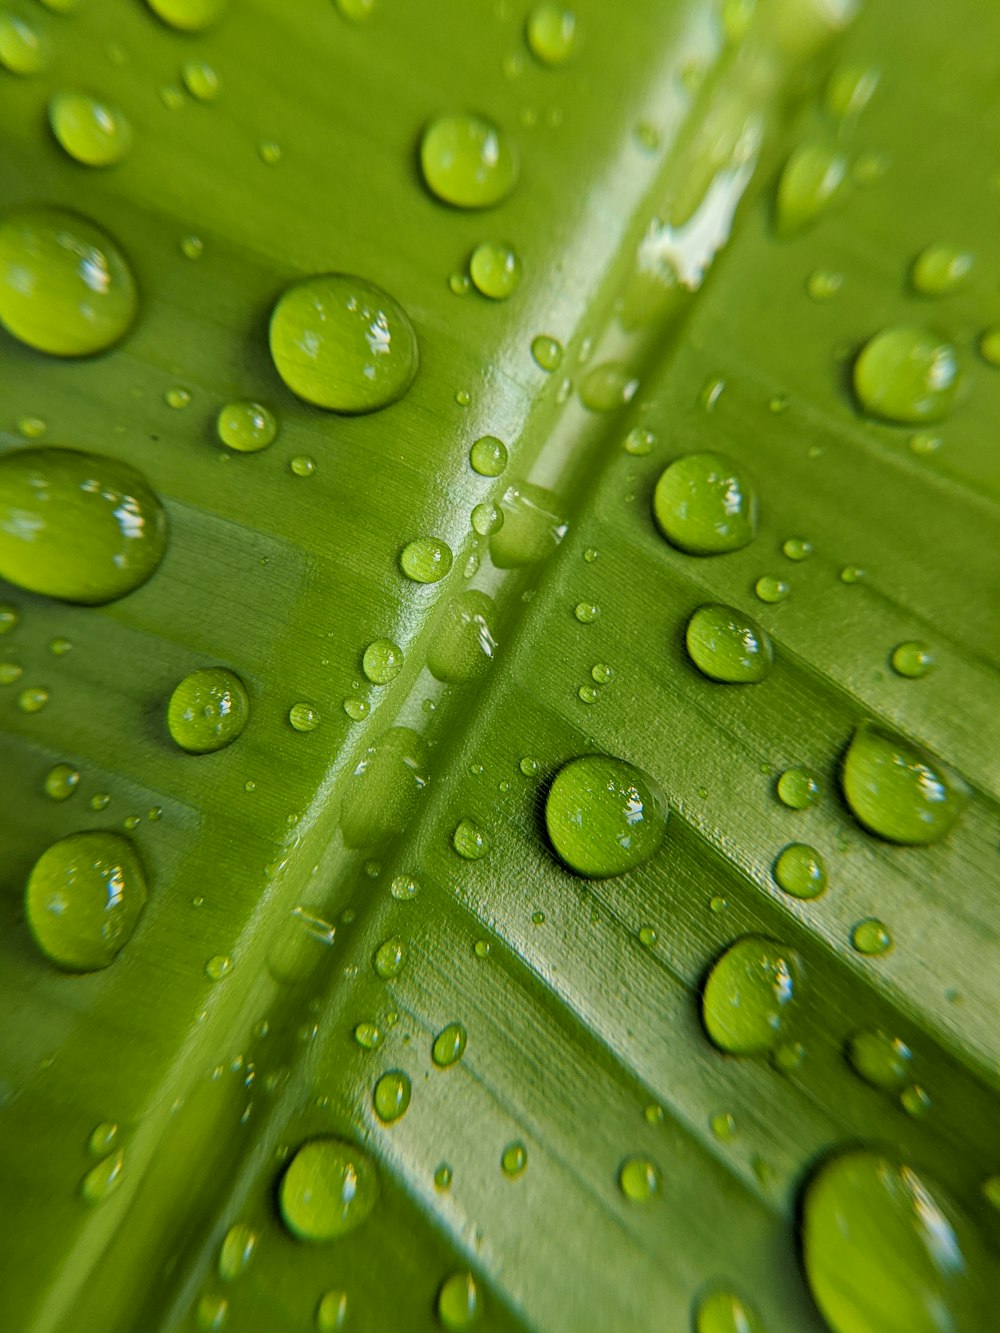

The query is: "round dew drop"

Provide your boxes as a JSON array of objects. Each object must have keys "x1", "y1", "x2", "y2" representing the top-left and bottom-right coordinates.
[
  {"x1": 469, "y1": 242, "x2": 521, "y2": 299},
  {"x1": 0, "y1": 12, "x2": 46, "y2": 75},
  {"x1": 438, "y1": 1272, "x2": 482, "y2": 1330},
  {"x1": 316, "y1": 1289, "x2": 349, "y2": 1332},
  {"x1": 469, "y1": 435, "x2": 508, "y2": 476},
  {"x1": 168, "y1": 668, "x2": 249, "y2": 754},
  {"x1": 777, "y1": 767, "x2": 821, "y2": 809},
  {"x1": 217, "y1": 402, "x2": 277, "y2": 452},
  {"x1": 910, "y1": 242, "x2": 973, "y2": 296},
  {"x1": 851, "y1": 918, "x2": 892, "y2": 957},
  {"x1": 846, "y1": 1029, "x2": 913, "y2": 1093},
  {"x1": 400, "y1": 536, "x2": 452, "y2": 583},
  {"x1": 890, "y1": 641, "x2": 933, "y2": 678},
  {"x1": 195, "y1": 1294, "x2": 228, "y2": 1332},
  {"x1": 755, "y1": 575, "x2": 789, "y2": 603},
  {"x1": 420, "y1": 115, "x2": 518, "y2": 209},
  {"x1": 288, "y1": 702, "x2": 320, "y2": 733},
  {"x1": 774, "y1": 140, "x2": 848, "y2": 235},
  {"x1": 48, "y1": 94, "x2": 132, "y2": 167},
  {"x1": 182, "y1": 60, "x2": 221, "y2": 102},
  {"x1": 501, "y1": 1141, "x2": 527, "y2": 1177},
  {"x1": 979, "y1": 326, "x2": 1000, "y2": 367},
  {"x1": 217, "y1": 1223, "x2": 257, "y2": 1281},
  {"x1": 25, "y1": 831, "x2": 147, "y2": 971},
  {"x1": 145, "y1": 0, "x2": 228, "y2": 32},
  {"x1": 44, "y1": 763, "x2": 80, "y2": 800},
  {"x1": 452, "y1": 817, "x2": 489, "y2": 860},
  {"x1": 530, "y1": 334, "x2": 563, "y2": 371},
  {"x1": 526, "y1": 4, "x2": 577, "y2": 66},
  {"x1": 702, "y1": 935, "x2": 801, "y2": 1055},
  {"x1": 802, "y1": 1150, "x2": 993, "y2": 1333},
  {"x1": 853, "y1": 327, "x2": 959, "y2": 424},
  {"x1": 653, "y1": 453, "x2": 758, "y2": 555},
  {"x1": 81, "y1": 1151, "x2": 125, "y2": 1204},
  {"x1": 619, "y1": 1156, "x2": 660, "y2": 1202},
  {"x1": 269, "y1": 274, "x2": 418, "y2": 413},
  {"x1": 0, "y1": 207, "x2": 138, "y2": 356},
  {"x1": 545, "y1": 754, "x2": 667, "y2": 878},
  {"x1": 373, "y1": 937, "x2": 406, "y2": 979},
  {"x1": 362, "y1": 638, "x2": 403, "y2": 685},
  {"x1": 685, "y1": 604, "x2": 773, "y2": 684},
  {"x1": 279, "y1": 1138, "x2": 379, "y2": 1241},
  {"x1": 432, "y1": 1022, "x2": 467, "y2": 1068},
  {"x1": 373, "y1": 1070, "x2": 411, "y2": 1123},
  {"x1": 773, "y1": 843, "x2": 827, "y2": 899},
  {"x1": 694, "y1": 1289, "x2": 764, "y2": 1333},
  {"x1": 841, "y1": 722, "x2": 968, "y2": 844}
]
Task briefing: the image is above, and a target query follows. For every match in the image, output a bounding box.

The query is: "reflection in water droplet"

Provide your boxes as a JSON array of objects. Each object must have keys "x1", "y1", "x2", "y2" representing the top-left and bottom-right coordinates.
[
  {"x1": 773, "y1": 843, "x2": 827, "y2": 899},
  {"x1": 526, "y1": 4, "x2": 577, "y2": 66},
  {"x1": 910, "y1": 243, "x2": 973, "y2": 297},
  {"x1": 469, "y1": 242, "x2": 522, "y2": 299},
  {"x1": 545, "y1": 754, "x2": 667, "y2": 878},
  {"x1": 49, "y1": 93, "x2": 132, "y2": 167},
  {"x1": 168, "y1": 668, "x2": 249, "y2": 754},
  {"x1": 686, "y1": 605, "x2": 773, "y2": 684},
  {"x1": 279, "y1": 1138, "x2": 379, "y2": 1240},
  {"x1": 373, "y1": 1070, "x2": 411, "y2": 1123},
  {"x1": 438, "y1": 1271, "x2": 482, "y2": 1330},
  {"x1": 842, "y1": 722, "x2": 967, "y2": 844},
  {"x1": 420, "y1": 115, "x2": 518, "y2": 209},
  {"x1": 851, "y1": 918, "x2": 892, "y2": 957},
  {"x1": 702, "y1": 935, "x2": 801, "y2": 1055},
  {"x1": 653, "y1": 453, "x2": 758, "y2": 555},
  {"x1": 853, "y1": 327, "x2": 959, "y2": 425}
]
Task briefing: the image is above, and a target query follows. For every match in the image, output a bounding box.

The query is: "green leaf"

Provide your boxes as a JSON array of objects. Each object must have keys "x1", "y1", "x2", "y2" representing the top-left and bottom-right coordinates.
[{"x1": 1, "y1": 1, "x2": 999, "y2": 1331}]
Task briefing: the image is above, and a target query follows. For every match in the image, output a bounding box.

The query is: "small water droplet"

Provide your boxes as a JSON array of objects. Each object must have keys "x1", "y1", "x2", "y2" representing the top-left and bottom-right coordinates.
[
  {"x1": 438, "y1": 1271, "x2": 482, "y2": 1330},
  {"x1": 400, "y1": 536, "x2": 453, "y2": 583},
  {"x1": 579, "y1": 362, "x2": 638, "y2": 412},
  {"x1": 773, "y1": 843, "x2": 827, "y2": 899},
  {"x1": 0, "y1": 10, "x2": 46, "y2": 75},
  {"x1": 182, "y1": 59, "x2": 221, "y2": 102},
  {"x1": 686, "y1": 605, "x2": 773, "y2": 684},
  {"x1": 390, "y1": 874, "x2": 418, "y2": 901},
  {"x1": 755, "y1": 575, "x2": 789, "y2": 603},
  {"x1": 43, "y1": 762, "x2": 79, "y2": 801},
  {"x1": 88, "y1": 1122, "x2": 119, "y2": 1156},
  {"x1": 574, "y1": 601, "x2": 600, "y2": 624},
  {"x1": 531, "y1": 334, "x2": 563, "y2": 371},
  {"x1": 217, "y1": 402, "x2": 277, "y2": 452},
  {"x1": 979, "y1": 326, "x2": 1000, "y2": 367},
  {"x1": 362, "y1": 639, "x2": 404, "y2": 685},
  {"x1": 777, "y1": 768, "x2": 821, "y2": 810},
  {"x1": 288, "y1": 702, "x2": 320, "y2": 732},
  {"x1": 699, "y1": 376, "x2": 726, "y2": 412},
  {"x1": 890, "y1": 641, "x2": 933, "y2": 679},
  {"x1": 622, "y1": 426, "x2": 655, "y2": 456},
  {"x1": 48, "y1": 92, "x2": 132, "y2": 167},
  {"x1": 181, "y1": 234, "x2": 204, "y2": 261},
  {"x1": 845, "y1": 1029, "x2": 912, "y2": 1093},
  {"x1": 373, "y1": 938, "x2": 406, "y2": 979},
  {"x1": 258, "y1": 139, "x2": 282, "y2": 165},
  {"x1": 315, "y1": 1289, "x2": 348, "y2": 1332},
  {"x1": 775, "y1": 140, "x2": 848, "y2": 235},
  {"x1": 469, "y1": 242, "x2": 522, "y2": 299},
  {"x1": 806, "y1": 268, "x2": 843, "y2": 301},
  {"x1": 526, "y1": 4, "x2": 577, "y2": 66},
  {"x1": 206, "y1": 954, "x2": 231, "y2": 980},
  {"x1": 289, "y1": 455, "x2": 315, "y2": 478},
  {"x1": 840, "y1": 564, "x2": 865, "y2": 584},
  {"x1": 619, "y1": 1156, "x2": 660, "y2": 1202},
  {"x1": 217, "y1": 1223, "x2": 257, "y2": 1281},
  {"x1": 694, "y1": 1289, "x2": 763, "y2": 1333},
  {"x1": 90, "y1": 792, "x2": 110, "y2": 811},
  {"x1": 854, "y1": 326, "x2": 959, "y2": 424},
  {"x1": 168, "y1": 668, "x2": 249, "y2": 754},
  {"x1": 702, "y1": 935, "x2": 801, "y2": 1055},
  {"x1": 432, "y1": 1022, "x2": 467, "y2": 1068},
  {"x1": 343, "y1": 696, "x2": 369, "y2": 721},
  {"x1": 373, "y1": 1069, "x2": 411, "y2": 1123},
  {"x1": 81, "y1": 1150, "x2": 124, "y2": 1203},
  {"x1": 851, "y1": 918, "x2": 892, "y2": 956},
  {"x1": 470, "y1": 502, "x2": 503, "y2": 536},
  {"x1": 420, "y1": 114, "x2": 517, "y2": 209},
  {"x1": 910, "y1": 242, "x2": 973, "y2": 297},
  {"x1": 453, "y1": 817, "x2": 489, "y2": 860},
  {"x1": 469, "y1": 435, "x2": 508, "y2": 476},
  {"x1": 653, "y1": 454, "x2": 758, "y2": 555},
  {"x1": 545, "y1": 754, "x2": 667, "y2": 877},
  {"x1": 782, "y1": 537, "x2": 812, "y2": 561}
]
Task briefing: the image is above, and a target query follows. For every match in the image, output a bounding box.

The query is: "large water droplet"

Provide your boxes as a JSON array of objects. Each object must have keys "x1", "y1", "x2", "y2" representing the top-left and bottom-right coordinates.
[
  {"x1": 0, "y1": 10, "x2": 46, "y2": 74},
  {"x1": 653, "y1": 453, "x2": 758, "y2": 555},
  {"x1": 702, "y1": 935, "x2": 801, "y2": 1055},
  {"x1": 777, "y1": 767, "x2": 821, "y2": 809},
  {"x1": 270, "y1": 274, "x2": 418, "y2": 412},
  {"x1": 775, "y1": 140, "x2": 848, "y2": 235},
  {"x1": 427, "y1": 590, "x2": 497, "y2": 683},
  {"x1": 399, "y1": 536, "x2": 453, "y2": 583},
  {"x1": 0, "y1": 207, "x2": 137, "y2": 356},
  {"x1": 167, "y1": 668, "x2": 249, "y2": 755},
  {"x1": 279, "y1": 1139, "x2": 379, "y2": 1241},
  {"x1": 340, "y1": 727, "x2": 429, "y2": 849},
  {"x1": 0, "y1": 448, "x2": 166, "y2": 605},
  {"x1": 853, "y1": 327, "x2": 959, "y2": 424},
  {"x1": 48, "y1": 93, "x2": 132, "y2": 167},
  {"x1": 145, "y1": 0, "x2": 227, "y2": 32},
  {"x1": 216, "y1": 401, "x2": 277, "y2": 453},
  {"x1": 619, "y1": 1156, "x2": 660, "y2": 1202},
  {"x1": 469, "y1": 435, "x2": 508, "y2": 476},
  {"x1": 526, "y1": 4, "x2": 577, "y2": 66},
  {"x1": 910, "y1": 243, "x2": 973, "y2": 297},
  {"x1": 25, "y1": 831, "x2": 147, "y2": 971},
  {"x1": 437, "y1": 1272, "x2": 482, "y2": 1330},
  {"x1": 362, "y1": 638, "x2": 403, "y2": 685},
  {"x1": 841, "y1": 722, "x2": 968, "y2": 845},
  {"x1": 845, "y1": 1030, "x2": 913, "y2": 1093},
  {"x1": 686, "y1": 605, "x2": 773, "y2": 684},
  {"x1": 420, "y1": 115, "x2": 518, "y2": 209},
  {"x1": 802, "y1": 1150, "x2": 992, "y2": 1333},
  {"x1": 545, "y1": 754, "x2": 667, "y2": 878},
  {"x1": 773, "y1": 843, "x2": 827, "y2": 899},
  {"x1": 490, "y1": 481, "x2": 567, "y2": 567},
  {"x1": 469, "y1": 242, "x2": 521, "y2": 299}
]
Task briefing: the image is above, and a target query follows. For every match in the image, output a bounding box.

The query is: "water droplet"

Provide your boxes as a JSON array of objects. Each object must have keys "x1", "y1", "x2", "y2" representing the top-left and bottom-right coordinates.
[
  {"x1": 316, "y1": 1289, "x2": 349, "y2": 1331},
  {"x1": 399, "y1": 536, "x2": 453, "y2": 583},
  {"x1": 851, "y1": 918, "x2": 892, "y2": 956},
  {"x1": 453, "y1": 817, "x2": 489, "y2": 860},
  {"x1": 279, "y1": 1138, "x2": 379, "y2": 1241},
  {"x1": 205, "y1": 954, "x2": 231, "y2": 980},
  {"x1": 709, "y1": 1111, "x2": 736, "y2": 1142},
  {"x1": 773, "y1": 843, "x2": 827, "y2": 899},
  {"x1": 634, "y1": 121, "x2": 661, "y2": 151},
  {"x1": 572, "y1": 601, "x2": 598, "y2": 625},
  {"x1": 469, "y1": 242, "x2": 521, "y2": 299},
  {"x1": 361, "y1": 638, "x2": 403, "y2": 686},
  {"x1": 88, "y1": 1122, "x2": 119, "y2": 1156},
  {"x1": 0, "y1": 447, "x2": 166, "y2": 603},
  {"x1": 698, "y1": 376, "x2": 725, "y2": 413},
  {"x1": 777, "y1": 768, "x2": 821, "y2": 810},
  {"x1": 438, "y1": 1271, "x2": 481, "y2": 1330},
  {"x1": 755, "y1": 575, "x2": 789, "y2": 604},
  {"x1": 196, "y1": 1294, "x2": 228, "y2": 1331},
  {"x1": 218, "y1": 1223, "x2": 257, "y2": 1281},
  {"x1": 653, "y1": 453, "x2": 758, "y2": 555},
  {"x1": 840, "y1": 564, "x2": 865, "y2": 584},
  {"x1": 901, "y1": 1084, "x2": 931, "y2": 1119},
  {"x1": 0, "y1": 207, "x2": 137, "y2": 356},
  {"x1": 343, "y1": 696, "x2": 369, "y2": 721},
  {"x1": 288, "y1": 702, "x2": 320, "y2": 733},
  {"x1": 181, "y1": 234, "x2": 204, "y2": 261},
  {"x1": 470, "y1": 502, "x2": 503, "y2": 536},
  {"x1": 44, "y1": 762, "x2": 80, "y2": 802},
  {"x1": 427, "y1": 590, "x2": 498, "y2": 683},
  {"x1": 694, "y1": 1289, "x2": 763, "y2": 1333},
  {"x1": 182, "y1": 59, "x2": 221, "y2": 102},
  {"x1": 500, "y1": 1140, "x2": 527, "y2": 1177},
  {"x1": 530, "y1": 334, "x2": 563, "y2": 371},
  {"x1": 545, "y1": 754, "x2": 667, "y2": 878},
  {"x1": 25, "y1": 831, "x2": 146, "y2": 971},
  {"x1": 686, "y1": 605, "x2": 773, "y2": 684},
  {"x1": 775, "y1": 140, "x2": 848, "y2": 235},
  {"x1": 168, "y1": 667, "x2": 249, "y2": 754},
  {"x1": 48, "y1": 93, "x2": 132, "y2": 167},
  {"x1": 373, "y1": 1070, "x2": 411, "y2": 1123},
  {"x1": 217, "y1": 401, "x2": 277, "y2": 452},
  {"x1": 979, "y1": 326, "x2": 1000, "y2": 367},
  {"x1": 17, "y1": 416, "x2": 47, "y2": 440},
  {"x1": 526, "y1": 4, "x2": 576, "y2": 66},
  {"x1": 890, "y1": 641, "x2": 933, "y2": 679},
  {"x1": 802, "y1": 1150, "x2": 992, "y2": 1333},
  {"x1": 782, "y1": 537, "x2": 812, "y2": 561},
  {"x1": 341, "y1": 726, "x2": 428, "y2": 848},
  {"x1": 289, "y1": 455, "x2": 316, "y2": 478},
  {"x1": 373, "y1": 938, "x2": 406, "y2": 980},
  {"x1": 434, "y1": 1163, "x2": 453, "y2": 1190},
  {"x1": 579, "y1": 362, "x2": 638, "y2": 412},
  {"x1": 638, "y1": 925, "x2": 657, "y2": 948},
  {"x1": 591, "y1": 663, "x2": 614, "y2": 686},
  {"x1": 842, "y1": 722, "x2": 968, "y2": 844},
  {"x1": 490, "y1": 481, "x2": 567, "y2": 567},
  {"x1": 257, "y1": 139, "x2": 282, "y2": 165},
  {"x1": 18, "y1": 685, "x2": 49, "y2": 713},
  {"x1": 807, "y1": 268, "x2": 843, "y2": 301},
  {"x1": 825, "y1": 61, "x2": 879, "y2": 119},
  {"x1": 854, "y1": 326, "x2": 959, "y2": 424},
  {"x1": 702, "y1": 935, "x2": 801, "y2": 1055},
  {"x1": 354, "y1": 1021, "x2": 384, "y2": 1051},
  {"x1": 420, "y1": 114, "x2": 518, "y2": 209},
  {"x1": 0, "y1": 603, "x2": 16, "y2": 634},
  {"x1": 910, "y1": 243, "x2": 973, "y2": 297},
  {"x1": 845, "y1": 1029, "x2": 912, "y2": 1093},
  {"x1": 270, "y1": 274, "x2": 418, "y2": 413},
  {"x1": 469, "y1": 435, "x2": 508, "y2": 476},
  {"x1": 81, "y1": 1150, "x2": 124, "y2": 1203},
  {"x1": 0, "y1": 10, "x2": 46, "y2": 74},
  {"x1": 90, "y1": 792, "x2": 110, "y2": 811},
  {"x1": 49, "y1": 636, "x2": 72, "y2": 655},
  {"x1": 146, "y1": 0, "x2": 226, "y2": 28},
  {"x1": 432, "y1": 1022, "x2": 467, "y2": 1068},
  {"x1": 619, "y1": 1156, "x2": 660, "y2": 1202},
  {"x1": 390, "y1": 874, "x2": 418, "y2": 901}
]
